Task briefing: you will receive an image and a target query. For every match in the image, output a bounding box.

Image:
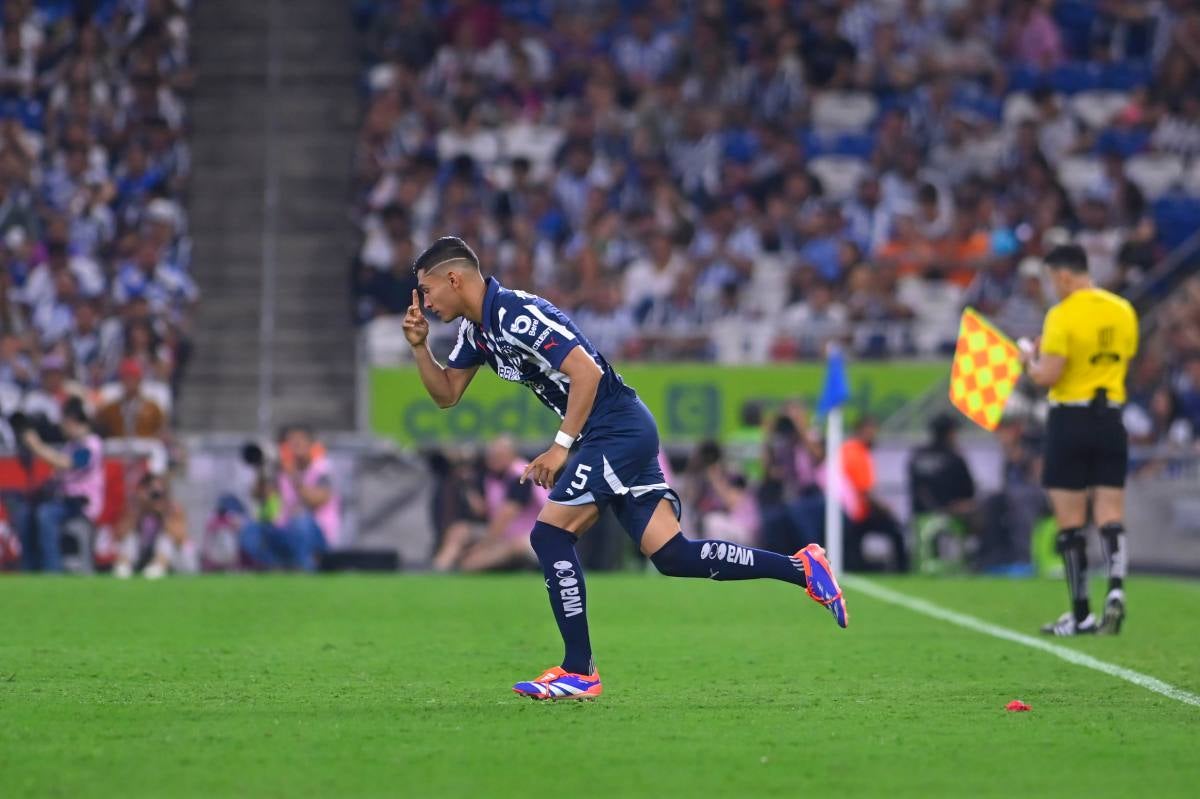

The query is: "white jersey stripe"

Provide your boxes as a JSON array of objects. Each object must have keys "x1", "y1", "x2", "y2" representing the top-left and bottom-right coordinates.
[
  {"x1": 602, "y1": 456, "x2": 629, "y2": 495},
  {"x1": 524, "y1": 304, "x2": 576, "y2": 341},
  {"x1": 448, "y1": 320, "x2": 470, "y2": 361}
]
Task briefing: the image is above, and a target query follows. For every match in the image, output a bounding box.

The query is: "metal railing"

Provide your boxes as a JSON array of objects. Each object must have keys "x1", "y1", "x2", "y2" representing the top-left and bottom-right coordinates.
[{"x1": 257, "y1": 0, "x2": 282, "y2": 436}]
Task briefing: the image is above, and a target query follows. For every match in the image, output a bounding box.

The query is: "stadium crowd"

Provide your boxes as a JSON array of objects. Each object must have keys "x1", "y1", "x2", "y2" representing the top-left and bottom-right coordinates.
[
  {"x1": 350, "y1": 0, "x2": 1200, "y2": 574},
  {"x1": 0, "y1": 0, "x2": 195, "y2": 440},
  {"x1": 352, "y1": 0, "x2": 1199, "y2": 364},
  {"x1": 0, "y1": 0, "x2": 197, "y2": 574}
]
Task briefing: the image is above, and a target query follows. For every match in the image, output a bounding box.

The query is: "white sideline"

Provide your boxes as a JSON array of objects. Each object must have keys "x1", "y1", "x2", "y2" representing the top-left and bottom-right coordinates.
[{"x1": 844, "y1": 576, "x2": 1200, "y2": 708}]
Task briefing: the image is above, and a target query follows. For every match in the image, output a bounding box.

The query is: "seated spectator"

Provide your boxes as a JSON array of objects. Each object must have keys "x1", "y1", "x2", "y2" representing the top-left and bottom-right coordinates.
[
  {"x1": 572, "y1": 283, "x2": 634, "y2": 361},
  {"x1": 907, "y1": 414, "x2": 978, "y2": 572},
  {"x1": 96, "y1": 358, "x2": 167, "y2": 438},
  {"x1": 623, "y1": 228, "x2": 685, "y2": 321},
  {"x1": 22, "y1": 353, "x2": 88, "y2": 424},
  {"x1": 1073, "y1": 194, "x2": 1126, "y2": 290},
  {"x1": 431, "y1": 436, "x2": 546, "y2": 572},
  {"x1": 637, "y1": 271, "x2": 717, "y2": 360},
  {"x1": 782, "y1": 416, "x2": 908, "y2": 572},
  {"x1": 0, "y1": 332, "x2": 35, "y2": 389},
  {"x1": 976, "y1": 417, "x2": 1048, "y2": 571},
  {"x1": 777, "y1": 280, "x2": 849, "y2": 358},
  {"x1": 8, "y1": 398, "x2": 104, "y2": 573},
  {"x1": 681, "y1": 440, "x2": 759, "y2": 547},
  {"x1": 994, "y1": 256, "x2": 1048, "y2": 340},
  {"x1": 113, "y1": 471, "x2": 196, "y2": 579},
  {"x1": 240, "y1": 425, "x2": 341, "y2": 572}
]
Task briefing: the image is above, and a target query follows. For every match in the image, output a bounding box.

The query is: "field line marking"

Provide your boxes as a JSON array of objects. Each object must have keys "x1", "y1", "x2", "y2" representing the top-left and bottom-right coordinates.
[{"x1": 843, "y1": 576, "x2": 1200, "y2": 708}]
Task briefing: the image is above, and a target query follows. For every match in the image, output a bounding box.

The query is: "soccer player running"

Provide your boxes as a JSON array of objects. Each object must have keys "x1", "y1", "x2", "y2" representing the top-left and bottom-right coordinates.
[
  {"x1": 1020, "y1": 244, "x2": 1138, "y2": 636},
  {"x1": 403, "y1": 237, "x2": 847, "y2": 700}
]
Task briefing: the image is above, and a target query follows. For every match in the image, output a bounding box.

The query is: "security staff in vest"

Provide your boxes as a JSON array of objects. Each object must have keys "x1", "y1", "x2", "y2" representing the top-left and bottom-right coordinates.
[{"x1": 1019, "y1": 243, "x2": 1138, "y2": 637}]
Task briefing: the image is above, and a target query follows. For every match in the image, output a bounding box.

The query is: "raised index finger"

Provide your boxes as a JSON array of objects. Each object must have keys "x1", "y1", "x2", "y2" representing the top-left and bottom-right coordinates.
[{"x1": 411, "y1": 289, "x2": 420, "y2": 309}]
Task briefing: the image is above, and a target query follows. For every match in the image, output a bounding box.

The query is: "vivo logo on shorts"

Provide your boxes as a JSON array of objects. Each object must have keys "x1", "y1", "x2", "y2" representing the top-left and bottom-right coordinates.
[
  {"x1": 552, "y1": 560, "x2": 584, "y2": 617},
  {"x1": 700, "y1": 542, "x2": 754, "y2": 567}
]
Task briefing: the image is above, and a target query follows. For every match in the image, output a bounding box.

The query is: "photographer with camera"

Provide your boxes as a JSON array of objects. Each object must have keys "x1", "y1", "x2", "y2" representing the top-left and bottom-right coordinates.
[
  {"x1": 9, "y1": 397, "x2": 105, "y2": 572},
  {"x1": 113, "y1": 472, "x2": 196, "y2": 579},
  {"x1": 239, "y1": 425, "x2": 340, "y2": 572}
]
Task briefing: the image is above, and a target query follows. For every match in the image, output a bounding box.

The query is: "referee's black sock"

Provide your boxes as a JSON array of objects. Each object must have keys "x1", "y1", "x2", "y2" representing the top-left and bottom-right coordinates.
[
  {"x1": 1100, "y1": 522, "x2": 1127, "y2": 593},
  {"x1": 1056, "y1": 528, "x2": 1090, "y2": 622}
]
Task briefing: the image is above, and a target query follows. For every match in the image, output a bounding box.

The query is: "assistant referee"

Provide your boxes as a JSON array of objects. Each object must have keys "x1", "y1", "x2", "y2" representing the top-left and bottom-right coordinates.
[{"x1": 1020, "y1": 243, "x2": 1138, "y2": 637}]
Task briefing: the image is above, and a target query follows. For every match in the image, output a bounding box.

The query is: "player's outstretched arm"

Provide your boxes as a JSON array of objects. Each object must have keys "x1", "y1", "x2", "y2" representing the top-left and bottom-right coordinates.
[
  {"x1": 404, "y1": 289, "x2": 478, "y2": 408},
  {"x1": 522, "y1": 347, "x2": 602, "y2": 488}
]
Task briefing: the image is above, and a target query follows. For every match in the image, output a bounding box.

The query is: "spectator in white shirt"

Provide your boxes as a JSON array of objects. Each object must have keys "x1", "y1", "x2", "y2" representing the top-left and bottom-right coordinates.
[
  {"x1": 623, "y1": 229, "x2": 685, "y2": 321},
  {"x1": 613, "y1": 11, "x2": 677, "y2": 87},
  {"x1": 21, "y1": 241, "x2": 105, "y2": 309}
]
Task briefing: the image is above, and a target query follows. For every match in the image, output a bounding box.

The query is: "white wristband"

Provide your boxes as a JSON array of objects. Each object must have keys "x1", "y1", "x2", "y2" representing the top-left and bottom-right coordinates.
[{"x1": 554, "y1": 430, "x2": 576, "y2": 449}]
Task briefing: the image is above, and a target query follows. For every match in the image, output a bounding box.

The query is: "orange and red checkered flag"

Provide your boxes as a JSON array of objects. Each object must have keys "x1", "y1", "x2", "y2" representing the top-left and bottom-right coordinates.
[{"x1": 949, "y1": 308, "x2": 1022, "y2": 431}]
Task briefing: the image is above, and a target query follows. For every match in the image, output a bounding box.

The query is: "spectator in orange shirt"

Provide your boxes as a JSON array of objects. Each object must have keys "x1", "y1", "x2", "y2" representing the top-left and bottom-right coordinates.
[
  {"x1": 935, "y1": 197, "x2": 991, "y2": 288},
  {"x1": 780, "y1": 416, "x2": 908, "y2": 572}
]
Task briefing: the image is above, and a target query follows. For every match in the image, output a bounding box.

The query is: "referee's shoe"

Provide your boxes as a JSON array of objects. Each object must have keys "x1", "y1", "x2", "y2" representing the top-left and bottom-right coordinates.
[{"x1": 1041, "y1": 611, "x2": 1099, "y2": 637}]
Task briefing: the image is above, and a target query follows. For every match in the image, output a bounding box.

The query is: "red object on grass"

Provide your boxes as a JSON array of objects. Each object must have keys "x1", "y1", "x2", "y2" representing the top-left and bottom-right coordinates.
[{"x1": 1006, "y1": 700, "x2": 1032, "y2": 712}]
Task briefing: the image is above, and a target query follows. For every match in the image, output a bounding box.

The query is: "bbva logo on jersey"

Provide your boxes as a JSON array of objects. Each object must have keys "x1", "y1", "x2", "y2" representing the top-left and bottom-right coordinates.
[{"x1": 509, "y1": 315, "x2": 538, "y2": 337}]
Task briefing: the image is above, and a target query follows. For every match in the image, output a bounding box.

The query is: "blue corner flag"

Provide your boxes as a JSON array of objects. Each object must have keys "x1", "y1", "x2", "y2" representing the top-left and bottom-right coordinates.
[{"x1": 817, "y1": 347, "x2": 852, "y2": 416}]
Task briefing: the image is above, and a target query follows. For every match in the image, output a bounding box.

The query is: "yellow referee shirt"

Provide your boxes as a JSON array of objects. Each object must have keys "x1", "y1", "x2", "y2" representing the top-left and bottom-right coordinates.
[{"x1": 1040, "y1": 287, "x2": 1138, "y2": 404}]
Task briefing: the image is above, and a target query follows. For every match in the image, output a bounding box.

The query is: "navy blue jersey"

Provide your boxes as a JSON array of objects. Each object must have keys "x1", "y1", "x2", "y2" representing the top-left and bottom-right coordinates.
[{"x1": 446, "y1": 277, "x2": 632, "y2": 430}]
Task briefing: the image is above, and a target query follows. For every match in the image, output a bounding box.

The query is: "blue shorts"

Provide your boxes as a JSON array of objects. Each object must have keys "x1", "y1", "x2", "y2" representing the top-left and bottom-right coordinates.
[{"x1": 548, "y1": 396, "x2": 681, "y2": 543}]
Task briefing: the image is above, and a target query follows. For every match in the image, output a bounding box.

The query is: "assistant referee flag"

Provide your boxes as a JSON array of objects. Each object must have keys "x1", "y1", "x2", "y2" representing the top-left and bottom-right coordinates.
[{"x1": 949, "y1": 308, "x2": 1022, "y2": 431}]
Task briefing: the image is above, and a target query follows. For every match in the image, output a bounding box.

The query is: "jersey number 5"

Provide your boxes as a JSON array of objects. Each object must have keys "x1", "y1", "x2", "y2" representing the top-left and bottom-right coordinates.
[{"x1": 570, "y1": 464, "x2": 592, "y2": 491}]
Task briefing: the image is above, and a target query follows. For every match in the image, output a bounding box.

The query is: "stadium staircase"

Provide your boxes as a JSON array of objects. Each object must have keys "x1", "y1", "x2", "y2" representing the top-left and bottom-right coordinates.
[{"x1": 180, "y1": 0, "x2": 359, "y2": 433}]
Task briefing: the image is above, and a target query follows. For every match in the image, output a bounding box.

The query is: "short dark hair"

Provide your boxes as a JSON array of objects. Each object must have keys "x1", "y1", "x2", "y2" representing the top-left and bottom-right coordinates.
[
  {"x1": 1044, "y1": 243, "x2": 1089, "y2": 273},
  {"x1": 62, "y1": 396, "x2": 90, "y2": 427},
  {"x1": 412, "y1": 236, "x2": 480, "y2": 276}
]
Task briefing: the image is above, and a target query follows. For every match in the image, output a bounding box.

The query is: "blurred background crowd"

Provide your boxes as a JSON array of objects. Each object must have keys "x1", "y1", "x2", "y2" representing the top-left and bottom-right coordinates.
[
  {"x1": 0, "y1": 0, "x2": 196, "y2": 575},
  {"x1": 0, "y1": 0, "x2": 195, "y2": 446},
  {"x1": 342, "y1": 0, "x2": 1200, "y2": 577},
  {"x1": 9, "y1": 0, "x2": 1200, "y2": 577},
  {"x1": 351, "y1": 0, "x2": 1200, "y2": 452}
]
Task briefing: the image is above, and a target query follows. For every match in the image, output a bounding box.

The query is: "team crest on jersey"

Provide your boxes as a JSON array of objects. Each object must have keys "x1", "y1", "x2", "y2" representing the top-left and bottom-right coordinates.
[{"x1": 509, "y1": 315, "x2": 537, "y2": 336}]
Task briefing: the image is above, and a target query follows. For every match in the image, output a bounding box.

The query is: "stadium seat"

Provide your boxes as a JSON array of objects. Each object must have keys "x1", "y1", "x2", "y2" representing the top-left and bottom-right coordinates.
[
  {"x1": 956, "y1": 94, "x2": 1003, "y2": 124},
  {"x1": 1069, "y1": 90, "x2": 1130, "y2": 131},
  {"x1": 1056, "y1": 155, "x2": 1104, "y2": 198},
  {"x1": 966, "y1": 132, "x2": 1008, "y2": 174},
  {"x1": 1002, "y1": 92, "x2": 1039, "y2": 128},
  {"x1": 811, "y1": 91, "x2": 879, "y2": 133},
  {"x1": 364, "y1": 317, "x2": 413, "y2": 366},
  {"x1": 1053, "y1": 0, "x2": 1098, "y2": 60},
  {"x1": 1095, "y1": 128, "x2": 1149, "y2": 158},
  {"x1": 1125, "y1": 153, "x2": 1185, "y2": 200},
  {"x1": 1184, "y1": 158, "x2": 1200, "y2": 196},
  {"x1": 801, "y1": 130, "x2": 876, "y2": 159},
  {"x1": 1049, "y1": 62, "x2": 1102, "y2": 95},
  {"x1": 1006, "y1": 64, "x2": 1043, "y2": 93},
  {"x1": 1101, "y1": 60, "x2": 1153, "y2": 91},
  {"x1": 1153, "y1": 194, "x2": 1200, "y2": 249},
  {"x1": 808, "y1": 155, "x2": 869, "y2": 201}
]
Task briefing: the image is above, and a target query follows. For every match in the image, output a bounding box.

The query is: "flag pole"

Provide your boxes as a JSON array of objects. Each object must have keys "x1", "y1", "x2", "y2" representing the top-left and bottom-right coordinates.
[{"x1": 825, "y1": 404, "x2": 844, "y2": 574}]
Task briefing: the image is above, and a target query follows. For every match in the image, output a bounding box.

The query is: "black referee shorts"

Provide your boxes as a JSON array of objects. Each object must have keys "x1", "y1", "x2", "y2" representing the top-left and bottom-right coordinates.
[{"x1": 1042, "y1": 405, "x2": 1128, "y2": 491}]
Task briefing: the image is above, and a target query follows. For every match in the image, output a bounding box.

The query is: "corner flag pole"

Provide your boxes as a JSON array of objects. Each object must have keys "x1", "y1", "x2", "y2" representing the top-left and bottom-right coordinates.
[
  {"x1": 818, "y1": 345, "x2": 851, "y2": 575},
  {"x1": 824, "y1": 405, "x2": 844, "y2": 574}
]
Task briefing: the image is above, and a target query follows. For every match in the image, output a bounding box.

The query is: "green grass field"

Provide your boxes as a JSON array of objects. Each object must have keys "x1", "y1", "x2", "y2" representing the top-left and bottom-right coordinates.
[{"x1": 1, "y1": 573, "x2": 1197, "y2": 798}]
